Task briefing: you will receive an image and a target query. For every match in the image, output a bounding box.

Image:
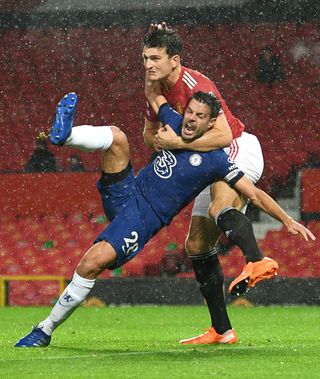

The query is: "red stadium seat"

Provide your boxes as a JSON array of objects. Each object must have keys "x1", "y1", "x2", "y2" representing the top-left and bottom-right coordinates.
[{"x1": 1, "y1": 22, "x2": 320, "y2": 291}]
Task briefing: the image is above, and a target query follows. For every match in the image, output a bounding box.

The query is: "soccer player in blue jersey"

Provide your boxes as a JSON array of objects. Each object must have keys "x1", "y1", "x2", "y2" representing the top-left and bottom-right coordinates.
[{"x1": 15, "y1": 91, "x2": 314, "y2": 347}]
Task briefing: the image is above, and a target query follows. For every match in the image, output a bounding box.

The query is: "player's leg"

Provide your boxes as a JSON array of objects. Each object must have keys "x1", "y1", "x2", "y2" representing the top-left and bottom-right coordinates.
[
  {"x1": 185, "y1": 218, "x2": 234, "y2": 336},
  {"x1": 49, "y1": 92, "x2": 131, "y2": 174},
  {"x1": 32, "y1": 155, "x2": 135, "y2": 345},
  {"x1": 212, "y1": 189, "x2": 278, "y2": 295},
  {"x1": 214, "y1": 133, "x2": 278, "y2": 295},
  {"x1": 101, "y1": 126, "x2": 130, "y2": 175},
  {"x1": 211, "y1": 132, "x2": 265, "y2": 264},
  {"x1": 49, "y1": 92, "x2": 114, "y2": 152},
  {"x1": 209, "y1": 180, "x2": 264, "y2": 264},
  {"x1": 15, "y1": 241, "x2": 117, "y2": 347},
  {"x1": 15, "y1": 160, "x2": 134, "y2": 348},
  {"x1": 17, "y1": 111, "x2": 131, "y2": 347},
  {"x1": 182, "y1": 178, "x2": 265, "y2": 343},
  {"x1": 182, "y1": 188, "x2": 236, "y2": 343},
  {"x1": 179, "y1": 249, "x2": 237, "y2": 345},
  {"x1": 185, "y1": 214, "x2": 225, "y2": 333}
]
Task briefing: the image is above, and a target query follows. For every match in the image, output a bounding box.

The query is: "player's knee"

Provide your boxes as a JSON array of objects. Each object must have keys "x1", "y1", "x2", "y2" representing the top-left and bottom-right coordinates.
[
  {"x1": 185, "y1": 235, "x2": 211, "y2": 255},
  {"x1": 208, "y1": 200, "x2": 234, "y2": 220},
  {"x1": 186, "y1": 220, "x2": 219, "y2": 255},
  {"x1": 210, "y1": 184, "x2": 243, "y2": 219},
  {"x1": 77, "y1": 242, "x2": 116, "y2": 279},
  {"x1": 76, "y1": 258, "x2": 99, "y2": 279},
  {"x1": 208, "y1": 203, "x2": 221, "y2": 220},
  {"x1": 111, "y1": 126, "x2": 129, "y2": 149}
]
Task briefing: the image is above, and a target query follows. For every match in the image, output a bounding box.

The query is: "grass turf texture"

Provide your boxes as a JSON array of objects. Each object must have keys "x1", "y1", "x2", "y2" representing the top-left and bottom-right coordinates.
[{"x1": 1, "y1": 305, "x2": 319, "y2": 379}]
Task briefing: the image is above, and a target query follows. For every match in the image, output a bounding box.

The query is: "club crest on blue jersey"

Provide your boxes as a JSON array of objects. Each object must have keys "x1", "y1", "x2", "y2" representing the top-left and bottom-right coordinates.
[
  {"x1": 189, "y1": 154, "x2": 202, "y2": 167},
  {"x1": 154, "y1": 150, "x2": 177, "y2": 179}
]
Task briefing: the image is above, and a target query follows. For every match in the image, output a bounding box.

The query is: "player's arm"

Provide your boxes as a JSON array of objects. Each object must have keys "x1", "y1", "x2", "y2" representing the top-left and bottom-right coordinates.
[
  {"x1": 145, "y1": 78, "x2": 167, "y2": 114},
  {"x1": 233, "y1": 176, "x2": 316, "y2": 241},
  {"x1": 143, "y1": 118, "x2": 161, "y2": 148},
  {"x1": 144, "y1": 77, "x2": 184, "y2": 150},
  {"x1": 156, "y1": 112, "x2": 232, "y2": 152},
  {"x1": 144, "y1": 77, "x2": 168, "y2": 149}
]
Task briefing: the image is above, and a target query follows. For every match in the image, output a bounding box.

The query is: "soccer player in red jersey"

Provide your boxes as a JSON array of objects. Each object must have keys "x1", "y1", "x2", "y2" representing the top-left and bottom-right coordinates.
[{"x1": 142, "y1": 26, "x2": 275, "y2": 344}]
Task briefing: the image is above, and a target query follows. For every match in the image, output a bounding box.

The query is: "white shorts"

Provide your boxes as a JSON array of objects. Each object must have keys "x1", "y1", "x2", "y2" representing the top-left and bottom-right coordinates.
[{"x1": 192, "y1": 132, "x2": 264, "y2": 219}]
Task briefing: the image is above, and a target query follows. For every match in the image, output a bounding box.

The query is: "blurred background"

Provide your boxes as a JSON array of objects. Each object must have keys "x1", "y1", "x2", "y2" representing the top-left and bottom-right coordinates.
[{"x1": 0, "y1": 0, "x2": 319, "y2": 306}]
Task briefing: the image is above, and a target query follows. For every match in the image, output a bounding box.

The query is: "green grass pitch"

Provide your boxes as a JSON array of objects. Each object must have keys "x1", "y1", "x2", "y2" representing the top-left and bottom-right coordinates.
[{"x1": 1, "y1": 305, "x2": 319, "y2": 378}]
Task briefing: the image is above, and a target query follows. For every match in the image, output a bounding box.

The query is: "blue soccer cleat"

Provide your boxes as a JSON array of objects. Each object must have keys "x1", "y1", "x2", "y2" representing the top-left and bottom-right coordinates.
[
  {"x1": 14, "y1": 326, "x2": 51, "y2": 348},
  {"x1": 49, "y1": 92, "x2": 78, "y2": 146}
]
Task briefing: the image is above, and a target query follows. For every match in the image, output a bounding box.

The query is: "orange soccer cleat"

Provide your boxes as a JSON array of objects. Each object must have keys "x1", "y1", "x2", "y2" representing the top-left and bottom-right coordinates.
[
  {"x1": 179, "y1": 327, "x2": 238, "y2": 345},
  {"x1": 228, "y1": 257, "x2": 279, "y2": 295}
]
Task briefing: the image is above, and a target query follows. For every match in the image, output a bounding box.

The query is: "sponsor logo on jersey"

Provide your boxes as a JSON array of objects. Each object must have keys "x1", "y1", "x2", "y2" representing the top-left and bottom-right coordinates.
[
  {"x1": 182, "y1": 71, "x2": 197, "y2": 89},
  {"x1": 228, "y1": 163, "x2": 238, "y2": 171},
  {"x1": 189, "y1": 154, "x2": 202, "y2": 167},
  {"x1": 227, "y1": 157, "x2": 237, "y2": 171},
  {"x1": 154, "y1": 150, "x2": 177, "y2": 179},
  {"x1": 122, "y1": 231, "x2": 139, "y2": 256}
]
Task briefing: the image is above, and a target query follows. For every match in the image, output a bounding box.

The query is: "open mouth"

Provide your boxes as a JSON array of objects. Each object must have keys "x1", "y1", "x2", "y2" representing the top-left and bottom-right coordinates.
[{"x1": 183, "y1": 123, "x2": 195, "y2": 136}]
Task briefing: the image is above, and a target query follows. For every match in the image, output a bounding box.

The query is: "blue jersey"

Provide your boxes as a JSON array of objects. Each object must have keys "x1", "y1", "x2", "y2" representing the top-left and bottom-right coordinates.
[
  {"x1": 136, "y1": 148, "x2": 242, "y2": 225},
  {"x1": 135, "y1": 102, "x2": 243, "y2": 224},
  {"x1": 95, "y1": 103, "x2": 244, "y2": 268}
]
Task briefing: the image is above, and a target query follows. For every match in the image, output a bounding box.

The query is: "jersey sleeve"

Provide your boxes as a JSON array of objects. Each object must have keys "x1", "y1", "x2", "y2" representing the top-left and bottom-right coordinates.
[
  {"x1": 158, "y1": 103, "x2": 183, "y2": 134},
  {"x1": 211, "y1": 151, "x2": 245, "y2": 186}
]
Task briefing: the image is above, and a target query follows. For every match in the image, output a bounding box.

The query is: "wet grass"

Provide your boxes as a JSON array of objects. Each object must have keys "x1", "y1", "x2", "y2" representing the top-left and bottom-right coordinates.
[{"x1": 1, "y1": 305, "x2": 319, "y2": 378}]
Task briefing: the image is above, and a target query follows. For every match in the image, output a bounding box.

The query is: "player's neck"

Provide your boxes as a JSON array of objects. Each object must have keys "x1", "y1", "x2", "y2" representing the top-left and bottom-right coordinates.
[{"x1": 161, "y1": 65, "x2": 181, "y2": 91}]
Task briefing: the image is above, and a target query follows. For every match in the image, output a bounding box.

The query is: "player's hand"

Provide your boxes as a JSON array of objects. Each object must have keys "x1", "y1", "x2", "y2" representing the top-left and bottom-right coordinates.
[
  {"x1": 149, "y1": 22, "x2": 168, "y2": 32},
  {"x1": 153, "y1": 126, "x2": 167, "y2": 151},
  {"x1": 145, "y1": 74, "x2": 161, "y2": 99},
  {"x1": 286, "y1": 219, "x2": 316, "y2": 242},
  {"x1": 155, "y1": 125, "x2": 181, "y2": 150}
]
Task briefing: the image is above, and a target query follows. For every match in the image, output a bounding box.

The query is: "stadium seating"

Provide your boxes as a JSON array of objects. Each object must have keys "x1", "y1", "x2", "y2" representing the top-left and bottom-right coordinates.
[
  {"x1": 1, "y1": 21, "x2": 319, "y2": 304},
  {"x1": 2, "y1": 211, "x2": 320, "y2": 305},
  {"x1": 0, "y1": 22, "x2": 319, "y2": 185}
]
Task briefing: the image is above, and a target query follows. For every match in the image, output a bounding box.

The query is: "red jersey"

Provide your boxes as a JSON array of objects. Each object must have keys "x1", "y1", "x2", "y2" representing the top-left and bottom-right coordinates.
[{"x1": 146, "y1": 66, "x2": 245, "y2": 139}]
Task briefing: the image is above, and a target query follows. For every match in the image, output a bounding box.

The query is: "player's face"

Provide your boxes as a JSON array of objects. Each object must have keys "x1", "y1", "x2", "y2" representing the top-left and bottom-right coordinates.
[
  {"x1": 181, "y1": 99, "x2": 215, "y2": 142},
  {"x1": 142, "y1": 47, "x2": 179, "y2": 81}
]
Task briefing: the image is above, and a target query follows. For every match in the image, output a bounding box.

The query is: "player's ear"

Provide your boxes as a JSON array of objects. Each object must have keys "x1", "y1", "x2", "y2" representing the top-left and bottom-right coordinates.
[
  {"x1": 208, "y1": 117, "x2": 217, "y2": 129},
  {"x1": 171, "y1": 54, "x2": 180, "y2": 68}
]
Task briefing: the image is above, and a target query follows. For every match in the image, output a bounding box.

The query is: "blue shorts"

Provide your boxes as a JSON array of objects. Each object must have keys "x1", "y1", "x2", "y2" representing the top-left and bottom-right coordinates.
[{"x1": 94, "y1": 168, "x2": 163, "y2": 269}]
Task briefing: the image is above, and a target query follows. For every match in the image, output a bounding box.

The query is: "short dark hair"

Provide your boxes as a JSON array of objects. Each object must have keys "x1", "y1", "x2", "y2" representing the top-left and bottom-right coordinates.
[
  {"x1": 191, "y1": 92, "x2": 221, "y2": 118},
  {"x1": 143, "y1": 29, "x2": 182, "y2": 57}
]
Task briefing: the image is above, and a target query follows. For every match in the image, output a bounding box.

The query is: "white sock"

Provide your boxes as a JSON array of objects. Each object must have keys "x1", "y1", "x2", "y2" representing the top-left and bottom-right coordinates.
[
  {"x1": 38, "y1": 271, "x2": 95, "y2": 336},
  {"x1": 65, "y1": 125, "x2": 113, "y2": 151}
]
